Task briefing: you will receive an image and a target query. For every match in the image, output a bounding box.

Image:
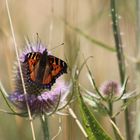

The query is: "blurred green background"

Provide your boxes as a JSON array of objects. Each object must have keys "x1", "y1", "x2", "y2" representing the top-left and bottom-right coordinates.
[{"x1": 0, "y1": 0, "x2": 136, "y2": 140}]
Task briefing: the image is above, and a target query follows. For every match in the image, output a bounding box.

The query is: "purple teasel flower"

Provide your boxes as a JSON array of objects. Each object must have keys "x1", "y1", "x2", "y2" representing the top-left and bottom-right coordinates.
[
  {"x1": 9, "y1": 42, "x2": 70, "y2": 116},
  {"x1": 99, "y1": 80, "x2": 122, "y2": 100},
  {"x1": 84, "y1": 78, "x2": 136, "y2": 104}
]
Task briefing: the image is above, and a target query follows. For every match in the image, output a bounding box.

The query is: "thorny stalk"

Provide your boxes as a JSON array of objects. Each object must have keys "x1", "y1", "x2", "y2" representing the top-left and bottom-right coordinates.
[
  {"x1": 108, "y1": 102, "x2": 123, "y2": 140},
  {"x1": 40, "y1": 115, "x2": 50, "y2": 140},
  {"x1": 135, "y1": 0, "x2": 140, "y2": 139},
  {"x1": 110, "y1": 0, "x2": 130, "y2": 140}
]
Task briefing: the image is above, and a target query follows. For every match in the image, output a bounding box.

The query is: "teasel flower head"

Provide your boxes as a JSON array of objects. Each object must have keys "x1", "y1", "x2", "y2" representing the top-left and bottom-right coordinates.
[
  {"x1": 99, "y1": 80, "x2": 121, "y2": 101},
  {"x1": 83, "y1": 74, "x2": 134, "y2": 106},
  {"x1": 8, "y1": 42, "x2": 70, "y2": 116},
  {"x1": 9, "y1": 80, "x2": 70, "y2": 115},
  {"x1": 20, "y1": 42, "x2": 51, "y2": 63}
]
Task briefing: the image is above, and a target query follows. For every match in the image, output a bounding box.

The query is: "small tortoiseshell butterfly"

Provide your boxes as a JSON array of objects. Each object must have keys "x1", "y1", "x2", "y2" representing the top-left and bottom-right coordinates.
[{"x1": 24, "y1": 49, "x2": 67, "y2": 89}]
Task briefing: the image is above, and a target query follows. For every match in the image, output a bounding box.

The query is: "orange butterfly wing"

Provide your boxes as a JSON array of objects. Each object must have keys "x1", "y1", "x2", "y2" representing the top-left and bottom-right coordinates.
[
  {"x1": 42, "y1": 55, "x2": 67, "y2": 85},
  {"x1": 25, "y1": 51, "x2": 67, "y2": 89},
  {"x1": 26, "y1": 52, "x2": 41, "y2": 81}
]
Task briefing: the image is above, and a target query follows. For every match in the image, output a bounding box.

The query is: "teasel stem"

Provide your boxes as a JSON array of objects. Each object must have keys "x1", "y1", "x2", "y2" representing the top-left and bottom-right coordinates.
[
  {"x1": 108, "y1": 102, "x2": 123, "y2": 140},
  {"x1": 134, "y1": 0, "x2": 140, "y2": 139},
  {"x1": 5, "y1": 0, "x2": 36, "y2": 140},
  {"x1": 40, "y1": 115, "x2": 50, "y2": 140},
  {"x1": 110, "y1": 0, "x2": 125, "y2": 83},
  {"x1": 110, "y1": 0, "x2": 130, "y2": 140}
]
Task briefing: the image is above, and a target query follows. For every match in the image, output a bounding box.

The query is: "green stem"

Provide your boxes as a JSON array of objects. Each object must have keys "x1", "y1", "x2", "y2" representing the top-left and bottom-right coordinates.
[
  {"x1": 110, "y1": 0, "x2": 131, "y2": 140},
  {"x1": 134, "y1": 0, "x2": 140, "y2": 139},
  {"x1": 136, "y1": 0, "x2": 140, "y2": 54},
  {"x1": 110, "y1": 0, "x2": 125, "y2": 83},
  {"x1": 108, "y1": 102, "x2": 121, "y2": 140},
  {"x1": 40, "y1": 115, "x2": 50, "y2": 140}
]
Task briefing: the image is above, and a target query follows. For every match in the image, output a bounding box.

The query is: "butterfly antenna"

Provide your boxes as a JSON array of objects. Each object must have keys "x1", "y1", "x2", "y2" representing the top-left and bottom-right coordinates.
[
  {"x1": 36, "y1": 33, "x2": 41, "y2": 49},
  {"x1": 50, "y1": 43, "x2": 64, "y2": 51},
  {"x1": 36, "y1": 33, "x2": 39, "y2": 48}
]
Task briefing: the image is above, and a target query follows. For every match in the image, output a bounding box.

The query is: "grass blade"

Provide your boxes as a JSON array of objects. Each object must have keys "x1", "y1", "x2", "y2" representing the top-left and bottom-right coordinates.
[{"x1": 64, "y1": 21, "x2": 116, "y2": 52}]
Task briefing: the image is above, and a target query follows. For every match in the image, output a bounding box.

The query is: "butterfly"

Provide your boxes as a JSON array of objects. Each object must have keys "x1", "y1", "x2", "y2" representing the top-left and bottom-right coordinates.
[{"x1": 24, "y1": 49, "x2": 67, "y2": 89}]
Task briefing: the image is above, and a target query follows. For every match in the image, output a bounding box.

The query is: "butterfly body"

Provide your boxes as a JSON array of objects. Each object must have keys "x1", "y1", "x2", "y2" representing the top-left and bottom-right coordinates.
[{"x1": 24, "y1": 49, "x2": 67, "y2": 90}]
